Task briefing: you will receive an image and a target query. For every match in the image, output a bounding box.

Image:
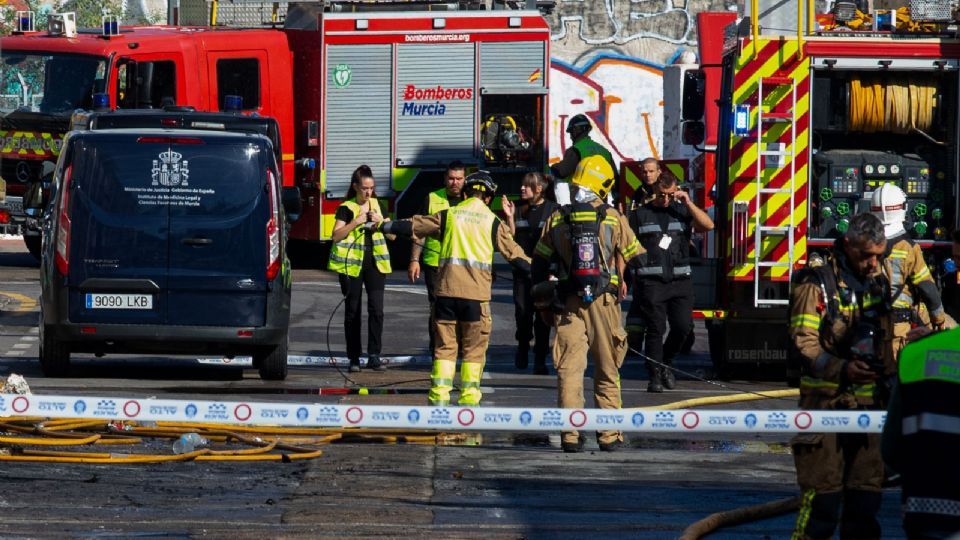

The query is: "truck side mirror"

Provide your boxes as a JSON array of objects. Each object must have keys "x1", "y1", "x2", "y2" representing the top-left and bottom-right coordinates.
[
  {"x1": 281, "y1": 186, "x2": 302, "y2": 222},
  {"x1": 681, "y1": 120, "x2": 705, "y2": 146},
  {"x1": 681, "y1": 70, "x2": 705, "y2": 121}
]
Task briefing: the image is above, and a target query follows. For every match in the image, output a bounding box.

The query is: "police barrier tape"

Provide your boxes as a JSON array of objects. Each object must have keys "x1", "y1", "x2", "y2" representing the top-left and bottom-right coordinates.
[{"x1": 0, "y1": 394, "x2": 887, "y2": 433}]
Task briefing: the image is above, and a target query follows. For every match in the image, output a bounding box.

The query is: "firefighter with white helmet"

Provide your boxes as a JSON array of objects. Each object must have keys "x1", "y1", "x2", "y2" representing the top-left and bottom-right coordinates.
[
  {"x1": 376, "y1": 172, "x2": 531, "y2": 406},
  {"x1": 869, "y1": 183, "x2": 946, "y2": 367},
  {"x1": 533, "y1": 155, "x2": 645, "y2": 452}
]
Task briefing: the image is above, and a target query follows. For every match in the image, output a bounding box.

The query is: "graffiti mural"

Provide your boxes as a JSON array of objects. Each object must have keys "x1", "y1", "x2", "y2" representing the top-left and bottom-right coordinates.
[
  {"x1": 550, "y1": 55, "x2": 664, "y2": 166},
  {"x1": 547, "y1": 0, "x2": 725, "y2": 166}
]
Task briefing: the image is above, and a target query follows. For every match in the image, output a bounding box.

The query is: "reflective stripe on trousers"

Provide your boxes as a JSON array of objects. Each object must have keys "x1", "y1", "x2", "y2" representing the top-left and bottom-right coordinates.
[
  {"x1": 459, "y1": 362, "x2": 484, "y2": 406},
  {"x1": 905, "y1": 496, "x2": 960, "y2": 517},
  {"x1": 429, "y1": 359, "x2": 456, "y2": 406}
]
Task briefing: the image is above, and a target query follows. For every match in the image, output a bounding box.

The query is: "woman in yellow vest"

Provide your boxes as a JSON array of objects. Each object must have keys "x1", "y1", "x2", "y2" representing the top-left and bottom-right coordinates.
[{"x1": 329, "y1": 165, "x2": 392, "y2": 372}]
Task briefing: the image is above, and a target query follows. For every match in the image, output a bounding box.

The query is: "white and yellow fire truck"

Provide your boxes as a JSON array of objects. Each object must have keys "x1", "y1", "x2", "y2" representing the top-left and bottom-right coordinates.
[{"x1": 624, "y1": 1, "x2": 958, "y2": 376}]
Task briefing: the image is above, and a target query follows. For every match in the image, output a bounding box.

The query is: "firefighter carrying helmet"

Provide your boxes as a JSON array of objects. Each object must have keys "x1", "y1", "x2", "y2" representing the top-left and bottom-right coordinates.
[
  {"x1": 464, "y1": 170, "x2": 498, "y2": 195},
  {"x1": 566, "y1": 114, "x2": 592, "y2": 135},
  {"x1": 870, "y1": 182, "x2": 907, "y2": 238},
  {"x1": 571, "y1": 155, "x2": 615, "y2": 200}
]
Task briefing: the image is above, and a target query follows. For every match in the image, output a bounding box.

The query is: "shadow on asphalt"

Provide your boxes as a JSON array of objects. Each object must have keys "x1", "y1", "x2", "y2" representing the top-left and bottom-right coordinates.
[
  {"x1": 0, "y1": 250, "x2": 38, "y2": 269},
  {"x1": 51, "y1": 358, "x2": 246, "y2": 381}
]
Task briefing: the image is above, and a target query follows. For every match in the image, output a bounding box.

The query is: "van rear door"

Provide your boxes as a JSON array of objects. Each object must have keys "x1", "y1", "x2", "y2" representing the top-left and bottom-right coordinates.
[
  {"x1": 66, "y1": 134, "x2": 170, "y2": 325},
  {"x1": 164, "y1": 135, "x2": 269, "y2": 327}
]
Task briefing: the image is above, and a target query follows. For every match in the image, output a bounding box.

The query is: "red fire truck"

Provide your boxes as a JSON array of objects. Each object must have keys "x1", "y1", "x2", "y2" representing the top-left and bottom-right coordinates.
[
  {"x1": 0, "y1": 1, "x2": 551, "y2": 259},
  {"x1": 623, "y1": 2, "x2": 959, "y2": 377}
]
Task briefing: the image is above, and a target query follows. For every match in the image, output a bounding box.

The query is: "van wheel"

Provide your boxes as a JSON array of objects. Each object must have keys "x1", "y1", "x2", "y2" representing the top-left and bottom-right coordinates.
[
  {"x1": 256, "y1": 338, "x2": 288, "y2": 381},
  {"x1": 23, "y1": 235, "x2": 42, "y2": 262},
  {"x1": 39, "y1": 325, "x2": 71, "y2": 377}
]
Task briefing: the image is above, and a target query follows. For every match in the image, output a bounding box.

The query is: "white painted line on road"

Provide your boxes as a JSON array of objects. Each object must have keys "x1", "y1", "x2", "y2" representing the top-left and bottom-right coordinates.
[
  {"x1": 197, "y1": 354, "x2": 433, "y2": 367},
  {"x1": 11, "y1": 344, "x2": 30, "y2": 349},
  {"x1": 20, "y1": 336, "x2": 37, "y2": 342},
  {"x1": 294, "y1": 281, "x2": 428, "y2": 295},
  {"x1": 4, "y1": 351, "x2": 24, "y2": 356}
]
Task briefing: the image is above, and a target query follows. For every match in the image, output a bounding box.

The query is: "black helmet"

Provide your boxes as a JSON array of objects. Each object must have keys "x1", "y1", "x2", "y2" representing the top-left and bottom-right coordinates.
[
  {"x1": 464, "y1": 170, "x2": 498, "y2": 194},
  {"x1": 566, "y1": 114, "x2": 592, "y2": 135}
]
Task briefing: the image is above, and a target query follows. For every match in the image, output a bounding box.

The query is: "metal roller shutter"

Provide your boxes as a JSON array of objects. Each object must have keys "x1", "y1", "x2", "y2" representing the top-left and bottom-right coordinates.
[
  {"x1": 325, "y1": 44, "x2": 393, "y2": 197},
  {"x1": 479, "y1": 41, "x2": 546, "y2": 92},
  {"x1": 396, "y1": 43, "x2": 475, "y2": 167}
]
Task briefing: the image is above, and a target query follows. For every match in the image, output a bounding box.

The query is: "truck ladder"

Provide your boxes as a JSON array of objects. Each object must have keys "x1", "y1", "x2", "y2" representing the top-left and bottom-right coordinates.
[{"x1": 753, "y1": 75, "x2": 797, "y2": 307}]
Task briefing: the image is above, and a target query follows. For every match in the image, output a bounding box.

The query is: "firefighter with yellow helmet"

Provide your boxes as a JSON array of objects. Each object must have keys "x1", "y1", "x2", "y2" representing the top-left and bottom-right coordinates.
[
  {"x1": 532, "y1": 155, "x2": 645, "y2": 452},
  {"x1": 869, "y1": 183, "x2": 947, "y2": 368},
  {"x1": 376, "y1": 172, "x2": 531, "y2": 406}
]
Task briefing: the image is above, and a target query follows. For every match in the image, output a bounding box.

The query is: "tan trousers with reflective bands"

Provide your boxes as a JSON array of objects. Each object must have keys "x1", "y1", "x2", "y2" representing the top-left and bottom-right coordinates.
[{"x1": 552, "y1": 292, "x2": 628, "y2": 445}]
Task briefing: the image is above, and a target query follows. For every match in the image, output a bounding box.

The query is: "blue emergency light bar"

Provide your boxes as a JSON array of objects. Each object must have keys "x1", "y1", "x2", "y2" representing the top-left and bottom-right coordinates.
[
  {"x1": 733, "y1": 104, "x2": 751, "y2": 137},
  {"x1": 102, "y1": 15, "x2": 120, "y2": 37},
  {"x1": 16, "y1": 11, "x2": 35, "y2": 33},
  {"x1": 223, "y1": 95, "x2": 243, "y2": 112},
  {"x1": 93, "y1": 93, "x2": 110, "y2": 111}
]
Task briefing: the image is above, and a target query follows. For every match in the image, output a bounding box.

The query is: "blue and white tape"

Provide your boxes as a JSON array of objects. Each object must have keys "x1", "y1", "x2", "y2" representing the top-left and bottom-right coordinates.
[{"x1": 0, "y1": 393, "x2": 887, "y2": 433}]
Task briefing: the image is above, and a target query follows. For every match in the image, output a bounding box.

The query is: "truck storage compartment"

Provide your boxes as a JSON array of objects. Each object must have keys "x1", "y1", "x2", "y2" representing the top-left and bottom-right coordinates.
[{"x1": 809, "y1": 66, "x2": 957, "y2": 244}]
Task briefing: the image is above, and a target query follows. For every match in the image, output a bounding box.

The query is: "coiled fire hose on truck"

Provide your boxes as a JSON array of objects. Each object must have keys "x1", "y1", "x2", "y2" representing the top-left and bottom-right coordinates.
[{"x1": 849, "y1": 76, "x2": 939, "y2": 143}]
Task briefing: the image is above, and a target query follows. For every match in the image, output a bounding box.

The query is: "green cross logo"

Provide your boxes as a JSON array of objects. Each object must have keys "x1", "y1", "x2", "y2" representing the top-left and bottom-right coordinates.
[{"x1": 333, "y1": 64, "x2": 352, "y2": 89}]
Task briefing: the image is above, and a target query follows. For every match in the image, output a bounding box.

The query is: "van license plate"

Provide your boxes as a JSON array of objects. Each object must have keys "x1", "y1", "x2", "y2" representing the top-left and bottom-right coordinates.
[{"x1": 85, "y1": 294, "x2": 153, "y2": 310}]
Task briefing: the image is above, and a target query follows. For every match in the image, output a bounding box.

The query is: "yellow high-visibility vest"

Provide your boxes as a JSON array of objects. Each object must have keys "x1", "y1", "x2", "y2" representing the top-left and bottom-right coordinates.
[
  {"x1": 328, "y1": 197, "x2": 392, "y2": 277},
  {"x1": 422, "y1": 189, "x2": 452, "y2": 267},
  {"x1": 439, "y1": 197, "x2": 496, "y2": 273}
]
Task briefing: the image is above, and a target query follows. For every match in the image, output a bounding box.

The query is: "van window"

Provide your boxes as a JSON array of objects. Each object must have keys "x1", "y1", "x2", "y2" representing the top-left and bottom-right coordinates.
[
  {"x1": 69, "y1": 136, "x2": 265, "y2": 217},
  {"x1": 116, "y1": 60, "x2": 177, "y2": 109},
  {"x1": 216, "y1": 58, "x2": 260, "y2": 111}
]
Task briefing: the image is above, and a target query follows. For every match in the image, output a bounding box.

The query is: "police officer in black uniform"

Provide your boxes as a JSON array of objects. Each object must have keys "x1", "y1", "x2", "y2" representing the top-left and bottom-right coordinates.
[
  {"x1": 631, "y1": 172, "x2": 714, "y2": 392},
  {"x1": 882, "y1": 326, "x2": 960, "y2": 539}
]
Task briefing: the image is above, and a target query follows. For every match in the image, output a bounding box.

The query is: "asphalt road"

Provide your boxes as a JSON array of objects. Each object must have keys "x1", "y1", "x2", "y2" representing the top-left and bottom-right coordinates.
[{"x1": 0, "y1": 236, "x2": 908, "y2": 538}]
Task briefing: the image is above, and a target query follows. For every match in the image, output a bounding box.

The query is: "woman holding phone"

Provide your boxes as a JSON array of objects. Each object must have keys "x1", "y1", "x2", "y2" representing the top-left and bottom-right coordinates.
[{"x1": 329, "y1": 165, "x2": 392, "y2": 372}]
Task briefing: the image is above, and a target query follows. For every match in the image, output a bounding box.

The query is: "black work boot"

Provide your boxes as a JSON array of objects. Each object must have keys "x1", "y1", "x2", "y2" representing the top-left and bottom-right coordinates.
[
  {"x1": 367, "y1": 354, "x2": 386, "y2": 372},
  {"x1": 532, "y1": 355, "x2": 549, "y2": 375},
  {"x1": 561, "y1": 434, "x2": 585, "y2": 453},
  {"x1": 514, "y1": 344, "x2": 529, "y2": 369},
  {"x1": 662, "y1": 359, "x2": 676, "y2": 390},
  {"x1": 646, "y1": 362, "x2": 663, "y2": 393},
  {"x1": 840, "y1": 490, "x2": 881, "y2": 539}
]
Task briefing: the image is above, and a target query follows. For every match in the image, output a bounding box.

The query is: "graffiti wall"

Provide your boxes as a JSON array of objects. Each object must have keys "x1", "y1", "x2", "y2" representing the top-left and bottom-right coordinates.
[{"x1": 547, "y1": 0, "x2": 727, "y2": 166}]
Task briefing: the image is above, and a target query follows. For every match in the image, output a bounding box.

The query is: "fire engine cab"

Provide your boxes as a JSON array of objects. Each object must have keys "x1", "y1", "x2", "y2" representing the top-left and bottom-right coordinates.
[
  {"x1": 0, "y1": 1, "x2": 551, "y2": 260},
  {"x1": 628, "y1": 0, "x2": 960, "y2": 377}
]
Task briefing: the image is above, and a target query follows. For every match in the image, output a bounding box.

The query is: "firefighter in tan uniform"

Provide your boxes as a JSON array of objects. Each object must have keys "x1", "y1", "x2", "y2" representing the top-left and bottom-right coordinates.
[
  {"x1": 789, "y1": 213, "x2": 890, "y2": 540},
  {"x1": 532, "y1": 156, "x2": 645, "y2": 453},
  {"x1": 869, "y1": 184, "x2": 947, "y2": 365},
  {"x1": 377, "y1": 172, "x2": 531, "y2": 406}
]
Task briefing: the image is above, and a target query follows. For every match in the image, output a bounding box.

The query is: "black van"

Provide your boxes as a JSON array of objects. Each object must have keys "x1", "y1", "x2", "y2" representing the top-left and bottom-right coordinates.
[{"x1": 39, "y1": 115, "x2": 298, "y2": 380}]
